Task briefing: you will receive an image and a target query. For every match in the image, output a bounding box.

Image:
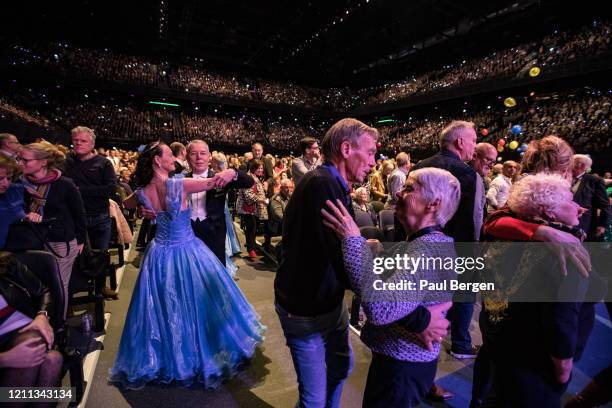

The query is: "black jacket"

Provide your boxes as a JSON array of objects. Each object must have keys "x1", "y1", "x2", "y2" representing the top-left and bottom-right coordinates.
[
  {"x1": 22, "y1": 176, "x2": 87, "y2": 245},
  {"x1": 275, "y1": 165, "x2": 354, "y2": 316},
  {"x1": 186, "y1": 169, "x2": 254, "y2": 231},
  {"x1": 64, "y1": 153, "x2": 117, "y2": 216},
  {"x1": 0, "y1": 252, "x2": 52, "y2": 319},
  {"x1": 412, "y1": 150, "x2": 478, "y2": 242},
  {"x1": 573, "y1": 173, "x2": 611, "y2": 239}
]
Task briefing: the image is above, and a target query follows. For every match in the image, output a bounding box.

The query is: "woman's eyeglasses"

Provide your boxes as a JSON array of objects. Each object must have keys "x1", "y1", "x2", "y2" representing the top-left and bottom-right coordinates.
[{"x1": 16, "y1": 156, "x2": 41, "y2": 163}]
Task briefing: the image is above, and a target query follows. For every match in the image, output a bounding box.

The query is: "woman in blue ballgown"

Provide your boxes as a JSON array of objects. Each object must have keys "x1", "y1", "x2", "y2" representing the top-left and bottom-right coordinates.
[{"x1": 109, "y1": 141, "x2": 265, "y2": 390}]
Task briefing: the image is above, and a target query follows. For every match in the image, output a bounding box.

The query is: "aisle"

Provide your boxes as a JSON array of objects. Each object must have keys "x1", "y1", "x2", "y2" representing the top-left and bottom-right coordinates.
[
  {"x1": 83, "y1": 226, "x2": 612, "y2": 407},
  {"x1": 84, "y1": 231, "x2": 371, "y2": 407}
]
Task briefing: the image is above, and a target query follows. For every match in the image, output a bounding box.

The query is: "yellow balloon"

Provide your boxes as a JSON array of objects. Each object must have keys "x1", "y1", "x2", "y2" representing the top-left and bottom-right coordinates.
[
  {"x1": 529, "y1": 66, "x2": 541, "y2": 77},
  {"x1": 497, "y1": 145, "x2": 504, "y2": 152},
  {"x1": 509, "y1": 141, "x2": 519, "y2": 150},
  {"x1": 504, "y1": 97, "x2": 517, "y2": 108}
]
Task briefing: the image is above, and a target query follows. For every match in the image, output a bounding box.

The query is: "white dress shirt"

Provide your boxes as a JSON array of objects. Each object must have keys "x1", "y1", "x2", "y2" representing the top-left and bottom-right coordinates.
[
  {"x1": 486, "y1": 174, "x2": 512, "y2": 213},
  {"x1": 190, "y1": 172, "x2": 208, "y2": 221}
]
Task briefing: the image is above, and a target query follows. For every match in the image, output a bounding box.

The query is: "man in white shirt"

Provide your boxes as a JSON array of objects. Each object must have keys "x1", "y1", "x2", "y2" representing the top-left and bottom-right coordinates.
[
  {"x1": 187, "y1": 140, "x2": 253, "y2": 265},
  {"x1": 486, "y1": 160, "x2": 518, "y2": 213}
]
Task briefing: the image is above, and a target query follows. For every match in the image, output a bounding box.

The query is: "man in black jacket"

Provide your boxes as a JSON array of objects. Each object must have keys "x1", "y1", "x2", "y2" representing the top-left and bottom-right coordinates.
[
  {"x1": 186, "y1": 140, "x2": 254, "y2": 266},
  {"x1": 411, "y1": 120, "x2": 478, "y2": 401},
  {"x1": 571, "y1": 154, "x2": 611, "y2": 241},
  {"x1": 275, "y1": 118, "x2": 379, "y2": 407},
  {"x1": 64, "y1": 126, "x2": 117, "y2": 251}
]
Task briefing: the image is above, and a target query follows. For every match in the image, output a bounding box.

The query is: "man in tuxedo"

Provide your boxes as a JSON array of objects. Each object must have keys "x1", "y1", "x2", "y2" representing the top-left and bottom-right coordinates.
[
  {"x1": 186, "y1": 140, "x2": 254, "y2": 265},
  {"x1": 571, "y1": 154, "x2": 610, "y2": 241}
]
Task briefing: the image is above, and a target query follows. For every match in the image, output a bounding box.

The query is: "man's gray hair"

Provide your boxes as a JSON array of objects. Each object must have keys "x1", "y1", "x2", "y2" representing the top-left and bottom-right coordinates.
[
  {"x1": 71, "y1": 126, "x2": 96, "y2": 143},
  {"x1": 439, "y1": 120, "x2": 475, "y2": 150},
  {"x1": 186, "y1": 139, "x2": 209, "y2": 155},
  {"x1": 396, "y1": 152, "x2": 410, "y2": 167},
  {"x1": 321, "y1": 118, "x2": 379, "y2": 162},
  {"x1": 572, "y1": 154, "x2": 592, "y2": 170},
  {"x1": 409, "y1": 168, "x2": 461, "y2": 227},
  {"x1": 280, "y1": 179, "x2": 294, "y2": 188}
]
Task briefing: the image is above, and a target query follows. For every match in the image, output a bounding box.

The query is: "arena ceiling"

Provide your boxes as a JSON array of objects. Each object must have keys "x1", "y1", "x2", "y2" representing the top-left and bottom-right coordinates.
[{"x1": 2, "y1": 0, "x2": 607, "y2": 87}]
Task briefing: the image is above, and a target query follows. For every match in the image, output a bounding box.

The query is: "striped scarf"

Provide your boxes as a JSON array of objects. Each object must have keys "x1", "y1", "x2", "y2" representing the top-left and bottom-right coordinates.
[{"x1": 20, "y1": 169, "x2": 61, "y2": 218}]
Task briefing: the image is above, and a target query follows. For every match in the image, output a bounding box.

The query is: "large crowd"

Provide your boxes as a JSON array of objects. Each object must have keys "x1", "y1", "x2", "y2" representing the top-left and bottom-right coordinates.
[
  {"x1": 2, "y1": 86, "x2": 611, "y2": 155},
  {"x1": 1, "y1": 115, "x2": 611, "y2": 406},
  {"x1": 377, "y1": 88, "x2": 612, "y2": 153},
  {"x1": 362, "y1": 20, "x2": 612, "y2": 105},
  {"x1": 5, "y1": 20, "x2": 610, "y2": 110}
]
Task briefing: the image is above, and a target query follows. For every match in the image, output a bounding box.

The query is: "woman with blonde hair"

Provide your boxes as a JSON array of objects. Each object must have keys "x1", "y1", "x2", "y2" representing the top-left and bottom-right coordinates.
[
  {"x1": 521, "y1": 135, "x2": 574, "y2": 179},
  {"x1": 16, "y1": 142, "x2": 86, "y2": 318}
]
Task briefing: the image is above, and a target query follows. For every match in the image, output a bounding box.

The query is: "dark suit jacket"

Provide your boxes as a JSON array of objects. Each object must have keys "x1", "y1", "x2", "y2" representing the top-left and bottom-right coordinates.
[
  {"x1": 186, "y1": 169, "x2": 254, "y2": 231},
  {"x1": 411, "y1": 150, "x2": 478, "y2": 242},
  {"x1": 573, "y1": 173, "x2": 611, "y2": 239},
  {"x1": 275, "y1": 165, "x2": 355, "y2": 316}
]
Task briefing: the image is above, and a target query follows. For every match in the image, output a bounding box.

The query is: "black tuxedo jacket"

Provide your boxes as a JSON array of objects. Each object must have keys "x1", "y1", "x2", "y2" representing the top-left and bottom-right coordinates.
[
  {"x1": 573, "y1": 173, "x2": 610, "y2": 238},
  {"x1": 186, "y1": 169, "x2": 254, "y2": 230}
]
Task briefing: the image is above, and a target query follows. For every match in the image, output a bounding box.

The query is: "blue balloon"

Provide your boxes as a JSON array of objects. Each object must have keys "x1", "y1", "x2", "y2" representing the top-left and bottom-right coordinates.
[
  {"x1": 521, "y1": 143, "x2": 528, "y2": 151},
  {"x1": 511, "y1": 125, "x2": 522, "y2": 135},
  {"x1": 520, "y1": 151, "x2": 525, "y2": 157}
]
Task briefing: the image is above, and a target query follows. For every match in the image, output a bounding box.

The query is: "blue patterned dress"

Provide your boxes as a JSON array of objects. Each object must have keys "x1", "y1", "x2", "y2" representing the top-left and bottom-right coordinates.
[
  {"x1": 110, "y1": 176, "x2": 264, "y2": 389},
  {"x1": 224, "y1": 202, "x2": 241, "y2": 277}
]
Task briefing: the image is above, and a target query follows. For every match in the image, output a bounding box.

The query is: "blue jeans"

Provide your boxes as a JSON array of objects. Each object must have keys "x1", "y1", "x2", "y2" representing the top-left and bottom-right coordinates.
[
  {"x1": 449, "y1": 301, "x2": 474, "y2": 353},
  {"x1": 86, "y1": 213, "x2": 112, "y2": 250},
  {"x1": 276, "y1": 302, "x2": 353, "y2": 408}
]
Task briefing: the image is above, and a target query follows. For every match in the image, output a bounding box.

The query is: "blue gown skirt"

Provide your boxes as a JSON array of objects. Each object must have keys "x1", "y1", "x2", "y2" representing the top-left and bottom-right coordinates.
[
  {"x1": 225, "y1": 202, "x2": 241, "y2": 255},
  {"x1": 109, "y1": 219, "x2": 265, "y2": 389}
]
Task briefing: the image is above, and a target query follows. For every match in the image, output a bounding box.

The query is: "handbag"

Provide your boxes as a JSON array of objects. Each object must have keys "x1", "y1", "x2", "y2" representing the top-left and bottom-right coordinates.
[
  {"x1": 72, "y1": 236, "x2": 109, "y2": 278},
  {"x1": 3, "y1": 218, "x2": 69, "y2": 258}
]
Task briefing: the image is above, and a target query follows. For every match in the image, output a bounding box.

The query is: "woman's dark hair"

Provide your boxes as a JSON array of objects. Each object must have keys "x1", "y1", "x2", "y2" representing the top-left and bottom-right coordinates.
[
  {"x1": 248, "y1": 159, "x2": 263, "y2": 174},
  {"x1": 133, "y1": 141, "x2": 164, "y2": 188}
]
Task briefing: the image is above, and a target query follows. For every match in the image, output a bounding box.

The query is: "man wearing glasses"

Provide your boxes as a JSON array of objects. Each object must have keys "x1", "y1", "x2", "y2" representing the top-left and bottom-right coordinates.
[
  {"x1": 486, "y1": 159, "x2": 517, "y2": 214},
  {"x1": 291, "y1": 136, "x2": 321, "y2": 186}
]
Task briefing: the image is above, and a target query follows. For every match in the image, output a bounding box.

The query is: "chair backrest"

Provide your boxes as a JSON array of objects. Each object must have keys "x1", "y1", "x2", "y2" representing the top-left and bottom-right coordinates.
[
  {"x1": 354, "y1": 209, "x2": 375, "y2": 228},
  {"x1": 379, "y1": 209, "x2": 395, "y2": 229},
  {"x1": 13, "y1": 250, "x2": 65, "y2": 330},
  {"x1": 359, "y1": 226, "x2": 385, "y2": 242},
  {"x1": 378, "y1": 209, "x2": 396, "y2": 242}
]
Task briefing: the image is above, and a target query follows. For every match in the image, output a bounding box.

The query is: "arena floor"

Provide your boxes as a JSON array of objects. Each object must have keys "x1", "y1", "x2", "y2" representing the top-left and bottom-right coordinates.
[{"x1": 78, "y1": 223, "x2": 612, "y2": 408}]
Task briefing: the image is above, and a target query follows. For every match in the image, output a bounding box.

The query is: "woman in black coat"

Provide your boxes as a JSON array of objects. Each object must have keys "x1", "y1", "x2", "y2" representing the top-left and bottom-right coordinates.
[{"x1": 0, "y1": 252, "x2": 63, "y2": 396}]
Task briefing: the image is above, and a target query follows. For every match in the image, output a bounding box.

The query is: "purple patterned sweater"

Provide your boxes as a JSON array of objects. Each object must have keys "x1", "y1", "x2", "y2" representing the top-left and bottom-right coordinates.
[{"x1": 342, "y1": 232, "x2": 456, "y2": 362}]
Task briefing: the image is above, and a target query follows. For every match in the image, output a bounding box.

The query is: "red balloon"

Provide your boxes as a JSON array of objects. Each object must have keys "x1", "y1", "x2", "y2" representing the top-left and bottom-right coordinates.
[
  {"x1": 480, "y1": 128, "x2": 489, "y2": 136},
  {"x1": 498, "y1": 139, "x2": 506, "y2": 146},
  {"x1": 376, "y1": 142, "x2": 382, "y2": 148}
]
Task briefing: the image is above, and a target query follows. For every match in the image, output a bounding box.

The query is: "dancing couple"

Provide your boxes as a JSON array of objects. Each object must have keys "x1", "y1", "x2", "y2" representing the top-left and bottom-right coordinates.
[{"x1": 109, "y1": 141, "x2": 264, "y2": 389}]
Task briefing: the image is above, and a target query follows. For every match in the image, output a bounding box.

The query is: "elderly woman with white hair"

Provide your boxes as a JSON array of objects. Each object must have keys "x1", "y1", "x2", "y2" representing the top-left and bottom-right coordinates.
[
  {"x1": 480, "y1": 173, "x2": 605, "y2": 408},
  {"x1": 351, "y1": 186, "x2": 377, "y2": 227},
  {"x1": 321, "y1": 167, "x2": 460, "y2": 407}
]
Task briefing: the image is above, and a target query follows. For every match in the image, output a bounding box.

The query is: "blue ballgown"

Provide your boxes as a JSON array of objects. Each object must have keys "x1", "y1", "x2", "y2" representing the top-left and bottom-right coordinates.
[
  {"x1": 224, "y1": 202, "x2": 240, "y2": 278},
  {"x1": 225, "y1": 202, "x2": 241, "y2": 255},
  {"x1": 110, "y1": 176, "x2": 264, "y2": 390}
]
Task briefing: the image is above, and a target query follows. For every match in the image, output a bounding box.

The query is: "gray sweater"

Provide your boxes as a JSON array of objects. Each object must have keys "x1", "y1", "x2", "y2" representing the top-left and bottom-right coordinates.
[{"x1": 342, "y1": 232, "x2": 456, "y2": 362}]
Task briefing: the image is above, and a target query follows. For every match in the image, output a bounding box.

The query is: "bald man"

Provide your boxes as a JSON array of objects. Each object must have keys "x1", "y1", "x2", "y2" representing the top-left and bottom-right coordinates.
[{"x1": 486, "y1": 160, "x2": 518, "y2": 213}]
